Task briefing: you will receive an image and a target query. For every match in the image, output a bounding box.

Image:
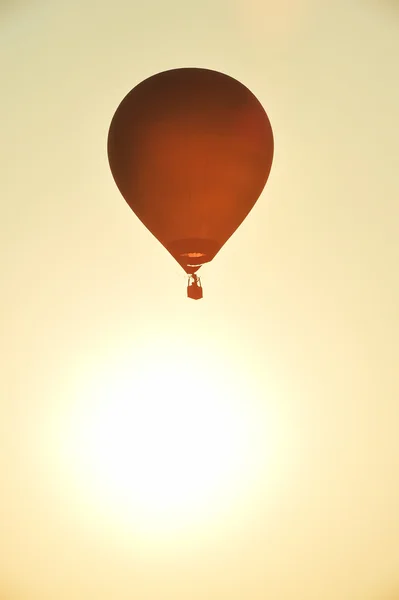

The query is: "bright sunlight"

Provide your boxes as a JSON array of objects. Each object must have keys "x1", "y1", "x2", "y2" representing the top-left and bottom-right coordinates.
[{"x1": 57, "y1": 335, "x2": 283, "y2": 545}]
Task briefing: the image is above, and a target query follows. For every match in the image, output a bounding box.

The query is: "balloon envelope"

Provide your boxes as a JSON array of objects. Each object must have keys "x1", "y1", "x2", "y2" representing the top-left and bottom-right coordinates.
[{"x1": 107, "y1": 67, "x2": 274, "y2": 274}]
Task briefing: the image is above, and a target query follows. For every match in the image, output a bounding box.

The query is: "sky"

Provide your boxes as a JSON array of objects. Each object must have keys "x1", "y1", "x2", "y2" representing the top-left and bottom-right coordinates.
[{"x1": 1, "y1": 1, "x2": 399, "y2": 599}]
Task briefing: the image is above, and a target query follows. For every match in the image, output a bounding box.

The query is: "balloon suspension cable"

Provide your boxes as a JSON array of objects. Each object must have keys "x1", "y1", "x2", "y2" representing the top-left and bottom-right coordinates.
[{"x1": 189, "y1": 273, "x2": 200, "y2": 284}]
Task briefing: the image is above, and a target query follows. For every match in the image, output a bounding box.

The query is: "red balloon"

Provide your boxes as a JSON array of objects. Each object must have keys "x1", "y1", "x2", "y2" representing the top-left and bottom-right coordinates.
[{"x1": 107, "y1": 68, "x2": 274, "y2": 293}]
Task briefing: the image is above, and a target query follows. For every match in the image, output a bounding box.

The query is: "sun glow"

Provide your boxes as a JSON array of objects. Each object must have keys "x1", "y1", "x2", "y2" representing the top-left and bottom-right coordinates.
[{"x1": 58, "y1": 338, "x2": 280, "y2": 542}]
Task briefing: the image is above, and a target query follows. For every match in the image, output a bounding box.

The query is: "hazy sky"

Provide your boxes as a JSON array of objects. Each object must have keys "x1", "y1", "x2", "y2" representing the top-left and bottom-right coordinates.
[{"x1": 1, "y1": 1, "x2": 399, "y2": 599}]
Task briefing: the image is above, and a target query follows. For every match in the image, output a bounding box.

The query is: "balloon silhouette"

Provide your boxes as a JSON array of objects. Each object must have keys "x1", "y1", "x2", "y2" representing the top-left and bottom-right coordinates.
[{"x1": 107, "y1": 67, "x2": 274, "y2": 299}]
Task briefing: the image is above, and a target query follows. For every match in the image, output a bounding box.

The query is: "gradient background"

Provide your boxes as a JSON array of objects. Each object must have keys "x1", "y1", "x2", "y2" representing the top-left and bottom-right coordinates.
[{"x1": 1, "y1": 1, "x2": 399, "y2": 599}]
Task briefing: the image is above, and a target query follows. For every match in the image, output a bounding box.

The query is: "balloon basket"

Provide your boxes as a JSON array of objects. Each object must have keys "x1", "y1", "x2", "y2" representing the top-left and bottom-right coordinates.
[{"x1": 187, "y1": 275, "x2": 203, "y2": 300}]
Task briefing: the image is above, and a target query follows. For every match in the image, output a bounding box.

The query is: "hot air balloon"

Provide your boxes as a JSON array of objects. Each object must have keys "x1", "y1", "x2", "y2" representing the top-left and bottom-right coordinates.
[{"x1": 107, "y1": 67, "x2": 274, "y2": 299}]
